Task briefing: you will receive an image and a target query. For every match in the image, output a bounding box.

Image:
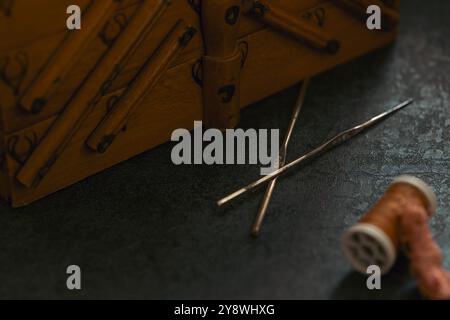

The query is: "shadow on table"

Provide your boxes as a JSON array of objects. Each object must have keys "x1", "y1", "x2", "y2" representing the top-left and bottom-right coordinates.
[{"x1": 331, "y1": 256, "x2": 423, "y2": 299}]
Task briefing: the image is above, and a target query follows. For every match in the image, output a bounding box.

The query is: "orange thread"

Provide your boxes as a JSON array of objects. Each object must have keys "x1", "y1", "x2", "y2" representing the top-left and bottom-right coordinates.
[
  {"x1": 341, "y1": 176, "x2": 450, "y2": 299},
  {"x1": 360, "y1": 182, "x2": 431, "y2": 249},
  {"x1": 399, "y1": 203, "x2": 450, "y2": 299}
]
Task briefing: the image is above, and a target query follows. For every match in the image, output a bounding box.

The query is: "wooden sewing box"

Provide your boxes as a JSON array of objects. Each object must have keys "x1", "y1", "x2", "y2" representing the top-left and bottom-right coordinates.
[{"x1": 0, "y1": 0, "x2": 400, "y2": 206}]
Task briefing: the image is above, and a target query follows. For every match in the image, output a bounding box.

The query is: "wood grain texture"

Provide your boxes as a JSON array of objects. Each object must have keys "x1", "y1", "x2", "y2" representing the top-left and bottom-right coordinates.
[
  {"x1": 86, "y1": 20, "x2": 197, "y2": 153},
  {"x1": 245, "y1": 0, "x2": 339, "y2": 53},
  {"x1": 0, "y1": 0, "x2": 446, "y2": 300},
  {"x1": 16, "y1": 0, "x2": 172, "y2": 188},
  {"x1": 202, "y1": 50, "x2": 242, "y2": 129},
  {"x1": 336, "y1": 0, "x2": 400, "y2": 29},
  {"x1": 202, "y1": 0, "x2": 242, "y2": 129},
  {"x1": 0, "y1": 0, "x2": 400, "y2": 206},
  {"x1": 0, "y1": 0, "x2": 328, "y2": 133},
  {"x1": 19, "y1": 0, "x2": 118, "y2": 113},
  {"x1": 0, "y1": 1, "x2": 328, "y2": 54},
  {"x1": 202, "y1": 0, "x2": 241, "y2": 57}
]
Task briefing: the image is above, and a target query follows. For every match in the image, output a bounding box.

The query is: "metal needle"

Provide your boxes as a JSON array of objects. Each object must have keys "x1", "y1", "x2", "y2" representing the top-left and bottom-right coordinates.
[
  {"x1": 252, "y1": 79, "x2": 310, "y2": 237},
  {"x1": 217, "y1": 99, "x2": 414, "y2": 207}
]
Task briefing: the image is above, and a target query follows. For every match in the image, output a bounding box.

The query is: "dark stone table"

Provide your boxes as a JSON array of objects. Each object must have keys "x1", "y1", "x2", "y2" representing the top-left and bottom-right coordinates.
[{"x1": 0, "y1": 0, "x2": 448, "y2": 299}]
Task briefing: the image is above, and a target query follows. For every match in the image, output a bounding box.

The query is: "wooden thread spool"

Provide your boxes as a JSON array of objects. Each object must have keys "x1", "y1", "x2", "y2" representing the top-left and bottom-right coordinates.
[{"x1": 341, "y1": 176, "x2": 437, "y2": 275}]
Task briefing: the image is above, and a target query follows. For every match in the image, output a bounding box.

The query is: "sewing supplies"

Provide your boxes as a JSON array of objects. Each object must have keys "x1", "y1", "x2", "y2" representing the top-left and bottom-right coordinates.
[
  {"x1": 201, "y1": 0, "x2": 242, "y2": 130},
  {"x1": 341, "y1": 175, "x2": 437, "y2": 274},
  {"x1": 399, "y1": 200, "x2": 450, "y2": 300},
  {"x1": 19, "y1": 0, "x2": 117, "y2": 114},
  {"x1": 16, "y1": 0, "x2": 172, "y2": 188},
  {"x1": 0, "y1": 0, "x2": 400, "y2": 206},
  {"x1": 252, "y1": 79, "x2": 310, "y2": 237},
  {"x1": 217, "y1": 99, "x2": 413, "y2": 207},
  {"x1": 243, "y1": 0, "x2": 340, "y2": 54},
  {"x1": 341, "y1": 176, "x2": 450, "y2": 300},
  {"x1": 86, "y1": 20, "x2": 197, "y2": 153}
]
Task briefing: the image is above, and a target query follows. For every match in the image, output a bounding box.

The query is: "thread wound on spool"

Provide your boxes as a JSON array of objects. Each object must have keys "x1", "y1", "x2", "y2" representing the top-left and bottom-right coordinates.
[
  {"x1": 393, "y1": 175, "x2": 437, "y2": 215},
  {"x1": 341, "y1": 176, "x2": 437, "y2": 275}
]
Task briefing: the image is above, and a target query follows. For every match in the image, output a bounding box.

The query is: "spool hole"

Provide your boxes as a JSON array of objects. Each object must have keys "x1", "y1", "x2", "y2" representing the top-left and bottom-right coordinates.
[
  {"x1": 362, "y1": 245, "x2": 374, "y2": 258},
  {"x1": 351, "y1": 233, "x2": 361, "y2": 243}
]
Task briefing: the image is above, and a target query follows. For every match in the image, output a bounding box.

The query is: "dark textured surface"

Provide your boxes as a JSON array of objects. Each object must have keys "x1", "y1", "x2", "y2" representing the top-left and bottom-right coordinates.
[{"x1": 0, "y1": 0, "x2": 449, "y2": 299}]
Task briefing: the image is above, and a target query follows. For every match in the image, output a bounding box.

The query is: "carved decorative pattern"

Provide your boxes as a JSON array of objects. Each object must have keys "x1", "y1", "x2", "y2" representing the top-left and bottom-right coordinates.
[
  {"x1": 7, "y1": 131, "x2": 39, "y2": 165},
  {"x1": 302, "y1": 7, "x2": 326, "y2": 27},
  {"x1": 191, "y1": 59, "x2": 203, "y2": 87},
  {"x1": 191, "y1": 41, "x2": 249, "y2": 87},
  {"x1": 239, "y1": 41, "x2": 249, "y2": 68},
  {"x1": 187, "y1": 0, "x2": 201, "y2": 14},
  {"x1": 105, "y1": 95, "x2": 120, "y2": 114},
  {"x1": 0, "y1": 51, "x2": 29, "y2": 96},
  {"x1": 99, "y1": 12, "x2": 128, "y2": 48}
]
